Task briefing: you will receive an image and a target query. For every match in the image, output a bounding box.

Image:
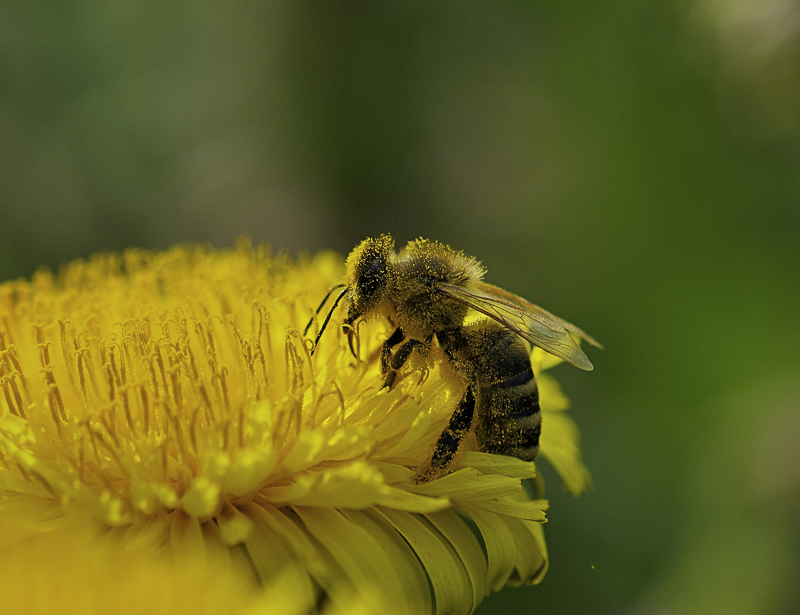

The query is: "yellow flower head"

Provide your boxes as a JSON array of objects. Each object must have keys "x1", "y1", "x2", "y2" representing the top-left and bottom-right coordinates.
[{"x1": 0, "y1": 242, "x2": 591, "y2": 615}]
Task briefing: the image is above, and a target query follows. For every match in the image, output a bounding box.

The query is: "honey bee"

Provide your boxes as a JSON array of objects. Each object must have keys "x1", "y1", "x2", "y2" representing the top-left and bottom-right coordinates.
[{"x1": 305, "y1": 235, "x2": 600, "y2": 480}]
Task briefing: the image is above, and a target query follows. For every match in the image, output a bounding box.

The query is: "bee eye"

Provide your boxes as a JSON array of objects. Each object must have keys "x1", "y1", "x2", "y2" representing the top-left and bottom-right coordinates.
[{"x1": 358, "y1": 258, "x2": 387, "y2": 300}]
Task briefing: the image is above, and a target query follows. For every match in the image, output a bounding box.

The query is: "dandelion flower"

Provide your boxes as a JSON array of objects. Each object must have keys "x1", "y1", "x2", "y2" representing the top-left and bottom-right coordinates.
[{"x1": 0, "y1": 242, "x2": 591, "y2": 614}]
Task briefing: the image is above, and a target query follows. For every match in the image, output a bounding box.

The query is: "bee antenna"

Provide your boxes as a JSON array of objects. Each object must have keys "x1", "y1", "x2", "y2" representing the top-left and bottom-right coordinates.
[
  {"x1": 309, "y1": 286, "x2": 349, "y2": 356},
  {"x1": 303, "y1": 284, "x2": 346, "y2": 337}
]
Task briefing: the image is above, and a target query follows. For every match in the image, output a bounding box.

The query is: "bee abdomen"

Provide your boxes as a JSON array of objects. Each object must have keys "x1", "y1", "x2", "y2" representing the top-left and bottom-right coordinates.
[
  {"x1": 479, "y1": 375, "x2": 542, "y2": 461},
  {"x1": 444, "y1": 323, "x2": 544, "y2": 465},
  {"x1": 469, "y1": 326, "x2": 542, "y2": 462},
  {"x1": 496, "y1": 365, "x2": 534, "y2": 389}
]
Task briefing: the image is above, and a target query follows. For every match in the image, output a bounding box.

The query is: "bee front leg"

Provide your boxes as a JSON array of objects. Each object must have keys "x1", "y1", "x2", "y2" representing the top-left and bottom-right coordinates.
[
  {"x1": 380, "y1": 327, "x2": 405, "y2": 375},
  {"x1": 382, "y1": 333, "x2": 432, "y2": 389}
]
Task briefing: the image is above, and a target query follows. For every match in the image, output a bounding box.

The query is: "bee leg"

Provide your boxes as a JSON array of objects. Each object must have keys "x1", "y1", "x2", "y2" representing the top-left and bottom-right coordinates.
[
  {"x1": 383, "y1": 334, "x2": 432, "y2": 389},
  {"x1": 380, "y1": 327, "x2": 405, "y2": 371},
  {"x1": 382, "y1": 372, "x2": 395, "y2": 389},
  {"x1": 380, "y1": 327, "x2": 406, "y2": 389},
  {"x1": 419, "y1": 384, "x2": 476, "y2": 482}
]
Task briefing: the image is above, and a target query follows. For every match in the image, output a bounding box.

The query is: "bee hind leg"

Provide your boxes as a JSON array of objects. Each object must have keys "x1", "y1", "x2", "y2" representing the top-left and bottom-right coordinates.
[{"x1": 417, "y1": 384, "x2": 476, "y2": 483}]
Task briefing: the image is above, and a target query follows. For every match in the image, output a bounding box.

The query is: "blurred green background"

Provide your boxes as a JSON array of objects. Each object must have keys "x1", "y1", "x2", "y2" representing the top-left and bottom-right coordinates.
[{"x1": 2, "y1": 2, "x2": 799, "y2": 614}]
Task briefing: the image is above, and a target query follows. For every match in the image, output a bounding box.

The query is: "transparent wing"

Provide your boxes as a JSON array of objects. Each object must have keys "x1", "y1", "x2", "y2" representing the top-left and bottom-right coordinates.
[
  {"x1": 439, "y1": 281, "x2": 600, "y2": 371},
  {"x1": 476, "y1": 282, "x2": 603, "y2": 349}
]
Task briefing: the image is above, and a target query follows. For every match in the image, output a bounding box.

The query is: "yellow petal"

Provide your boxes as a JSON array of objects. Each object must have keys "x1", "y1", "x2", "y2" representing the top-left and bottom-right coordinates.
[
  {"x1": 294, "y1": 506, "x2": 425, "y2": 614},
  {"x1": 379, "y1": 507, "x2": 474, "y2": 615},
  {"x1": 412, "y1": 467, "x2": 524, "y2": 501},
  {"x1": 350, "y1": 509, "x2": 434, "y2": 613},
  {"x1": 425, "y1": 509, "x2": 489, "y2": 609},
  {"x1": 457, "y1": 501, "x2": 548, "y2": 592},
  {"x1": 239, "y1": 502, "x2": 319, "y2": 609},
  {"x1": 470, "y1": 497, "x2": 548, "y2": 522},
  {"x1": 539, "y1": 411, "x2": 593, "y2": 496},
  {"x1": 457, "y1": 451, "x2": 538, "y2": 479},
  {"x1": 538, "y1": 372, "x2": 571, "y2": 412}
]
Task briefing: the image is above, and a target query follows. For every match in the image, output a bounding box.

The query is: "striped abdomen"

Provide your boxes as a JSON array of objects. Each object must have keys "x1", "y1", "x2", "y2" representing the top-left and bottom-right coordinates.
[
  {"x1": 469, "y1": 326, "x2": 542, "y2": 461},
  {"x1": 426, "y1": 322, "x2": 542, "y2": 480}
]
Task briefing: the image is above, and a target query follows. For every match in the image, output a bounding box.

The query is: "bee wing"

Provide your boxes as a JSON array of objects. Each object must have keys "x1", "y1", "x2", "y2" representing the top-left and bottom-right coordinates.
[
  {"x1": 476, "y1": 282, "x2": 603, "y2": 349},
  {"x1": 439, "y1": 281, "x2": 600, "y2": 371}
]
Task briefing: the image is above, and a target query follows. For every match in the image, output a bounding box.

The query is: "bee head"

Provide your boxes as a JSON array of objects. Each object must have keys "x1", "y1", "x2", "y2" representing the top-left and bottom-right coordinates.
[{"x1": 343, "y1": 234, "x2": 395, "y2": 327}]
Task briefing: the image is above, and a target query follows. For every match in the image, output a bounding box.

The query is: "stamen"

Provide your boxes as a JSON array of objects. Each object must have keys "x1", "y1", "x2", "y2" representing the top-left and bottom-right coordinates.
[
  {"x1": 9, "y1": 377, "x2": 24, "y2": 419},
  {"x1": 2, "y1": 378, "x2": 19, "y2": 417},
  {"x1": 122, "y1": 385, "x2": 136, "y2": 436},
  {"x1": 140, "y1": 384, "x2": 151, "y2": 435}
]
